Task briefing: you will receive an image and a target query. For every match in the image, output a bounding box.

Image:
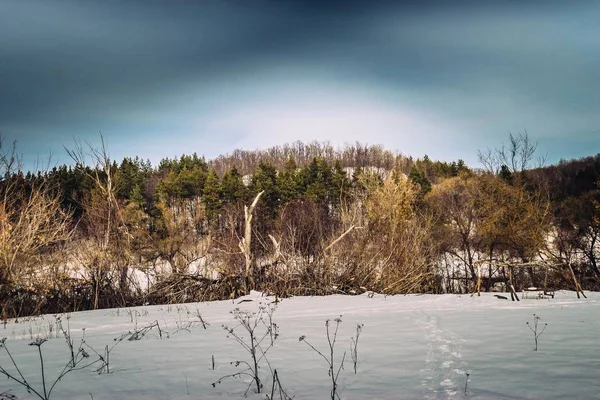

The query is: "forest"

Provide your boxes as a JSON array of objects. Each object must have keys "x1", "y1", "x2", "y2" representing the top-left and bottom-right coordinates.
[{"x1": 1, "y1": 134, "x2": 599, "y2": 318}]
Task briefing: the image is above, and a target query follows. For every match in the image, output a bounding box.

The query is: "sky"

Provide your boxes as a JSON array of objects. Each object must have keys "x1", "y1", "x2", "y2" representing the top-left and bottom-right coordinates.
[{"x1": 1, "y1": 0, "x2": 599, "y2": 171}]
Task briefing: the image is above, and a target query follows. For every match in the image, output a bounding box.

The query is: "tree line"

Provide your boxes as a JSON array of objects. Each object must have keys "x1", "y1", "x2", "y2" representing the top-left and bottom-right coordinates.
[{"x1": 0, "y1": 135, "x2": 598, "y2": 317}]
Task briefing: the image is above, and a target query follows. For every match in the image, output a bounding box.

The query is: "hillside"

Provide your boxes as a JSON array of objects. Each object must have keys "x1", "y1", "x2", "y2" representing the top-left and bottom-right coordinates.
[{"x1": 0, "y1": 139, "x2": 599, "y2": 318}]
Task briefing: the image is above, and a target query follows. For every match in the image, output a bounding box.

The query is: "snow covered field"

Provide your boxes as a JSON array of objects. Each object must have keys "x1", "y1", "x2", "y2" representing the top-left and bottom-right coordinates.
[{"x1": 1, "y1": 291, "x2": 599, "y2": 400}]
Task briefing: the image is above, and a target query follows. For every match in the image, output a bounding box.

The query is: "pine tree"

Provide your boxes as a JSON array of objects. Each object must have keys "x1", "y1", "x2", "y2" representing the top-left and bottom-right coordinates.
[
  {"x1": 330, "y1": 159, "x2": 350, "y2": 207},
  {"x1": 177, "y1": 166, "x2": 206, "y2": 198},
  {"x1": 409, "y1": 166, "x2": 432, "y2": 195},
  {"x1": 251, "y1": 161, "x2": 279, "y2": 220},
  {"x1": 203, "y1": 169, "x2": 222, "y2": 224},
  {"x1": 278, "y1": 156, "x2": 300, "y2": 204},
  {"x1": 499, "y1": 165, "x2": 514, "y2": 184},
  {"x1": 130, "y1": 183, "x2": 146, "y2": 209},
  {"x1": 300, "y1": 157, "x2": 332, "y2": 206},
  {"x1": 221, "y1": 167, "x2": 247, "y2": 204}
]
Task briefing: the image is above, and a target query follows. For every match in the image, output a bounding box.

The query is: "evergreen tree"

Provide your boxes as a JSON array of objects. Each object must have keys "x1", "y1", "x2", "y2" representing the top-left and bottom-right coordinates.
[
  {"x1": 499, "y1": 164, "x2": 514, "y2": 184},
  {"x1": 352, "y1": 165, "x2": 364, "y2": 185},
  {"x1": 277, "y1": 156, "x2": 300, "y2": 204},
  {"x1": 115, "y1": 157, "x2": 148, "y2": 200},
  {"x1": 300, "y1": 157, "x2": 332, "y2": 206},
  {"x1": 251, "y1": 161, "x2": 279, "y2": 220},
  {"x1": 221, "y1": 167, "x2": 247, "y2": 204},
  {"x1": 330, "y1": 159, "x2": 350, "y2": 207},
  {"x1": 177, "y1": 166, "x2": 206, "y2": 198},
  {"x1": 409, "y1": 166, "x2": 432, "y2": 195},
  {"x1": 203, "y1": 169, "x2": 222, "y2": 224},
  {"x1": 130, "y1": 183, "x2": 146, "y2": 208}
]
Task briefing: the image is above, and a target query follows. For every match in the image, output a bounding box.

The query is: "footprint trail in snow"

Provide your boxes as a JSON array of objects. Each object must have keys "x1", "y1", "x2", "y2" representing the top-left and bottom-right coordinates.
[{"x1": 418, "y1": 311, "x2": 470, "y2": 399}]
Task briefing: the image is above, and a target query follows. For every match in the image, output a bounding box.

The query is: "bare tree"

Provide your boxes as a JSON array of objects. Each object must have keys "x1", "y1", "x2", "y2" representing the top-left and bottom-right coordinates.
[
  {"x1": 478, "y1": 131, "x2": 543, "y2": 174},
  {"x1": 425, "y1": 174, "x2": 485, "y2": 293},
  {"x1": 66, "y1": 136, "x2": 131, "y2": 309},
  {"x1": 239, "y1": 191, "x2": 263, "y2": 293}
]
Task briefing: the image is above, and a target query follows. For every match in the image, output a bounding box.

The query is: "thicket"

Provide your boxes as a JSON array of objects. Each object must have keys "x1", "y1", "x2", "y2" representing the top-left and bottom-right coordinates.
[{"x1": 0, "y1": 136, "x2": 598, "y2": 317}]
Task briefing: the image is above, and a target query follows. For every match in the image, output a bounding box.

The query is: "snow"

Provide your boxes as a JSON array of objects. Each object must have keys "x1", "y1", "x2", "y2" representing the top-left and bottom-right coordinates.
[{"x1": 1, "y1": 291, "x2": 599, "y2": 399}]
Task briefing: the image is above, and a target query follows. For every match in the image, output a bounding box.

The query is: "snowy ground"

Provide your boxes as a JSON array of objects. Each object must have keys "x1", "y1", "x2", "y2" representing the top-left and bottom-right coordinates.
[{"x1": 1, "y1": 291, "x2": 599, "y2": 400}]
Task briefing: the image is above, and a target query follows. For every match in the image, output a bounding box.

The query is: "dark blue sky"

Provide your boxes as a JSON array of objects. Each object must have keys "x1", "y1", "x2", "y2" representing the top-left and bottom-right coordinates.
[{"x1": 1, "y1": 0, "x2": 599, "y2": 170}]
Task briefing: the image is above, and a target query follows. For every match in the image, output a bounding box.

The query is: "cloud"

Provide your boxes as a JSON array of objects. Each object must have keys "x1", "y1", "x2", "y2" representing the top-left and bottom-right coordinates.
[{"x1": 0, "y1": 0, "x2": 599, "y2": 169}]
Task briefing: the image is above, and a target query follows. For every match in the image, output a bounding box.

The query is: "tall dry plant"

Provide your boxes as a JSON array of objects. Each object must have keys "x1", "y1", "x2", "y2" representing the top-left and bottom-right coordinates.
[
  {"x1": 267, "y1": 170, "x2": 436, "y2": 295},
  {"x1": 359, "y1": 173, "x2": 435, "y2": 293},
  {"x1": 67, "y1": 137, "x2": 132, "y2": 309},
  {"x1": 152, "y1": 197, "x2": 210, "y2": 275},
  {"x1": 0, "y1": 139, "x2": 72, "y2": 317},
  {"x1": 269, "y1": 196, "x2": 345, "y2": 295}
]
